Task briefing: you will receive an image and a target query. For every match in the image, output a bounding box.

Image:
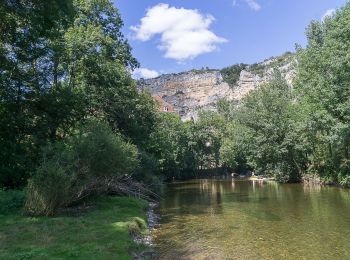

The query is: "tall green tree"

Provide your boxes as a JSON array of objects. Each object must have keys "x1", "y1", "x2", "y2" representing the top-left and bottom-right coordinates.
[
  {"x1": 227, "y1": 74, "x2": 305, "y2": 182},
  {"x1": 0, "y1": 0, "x2": 75, "y2": 187},
  {"x1": 147, "y1": 113, "x2": 195, "y2": 180},
  {"x1": 295, "y1": 3, "x2": 350, "y2": 185},
  {"x1": 190, "y1": 111, "x2": 226, "y2": 171},
  {"x1": 0, "y1": 0, "x2": 151, "y2": 187},
  {"x1": 63, "y1": 0, "x2": 156, "y2": 146}
]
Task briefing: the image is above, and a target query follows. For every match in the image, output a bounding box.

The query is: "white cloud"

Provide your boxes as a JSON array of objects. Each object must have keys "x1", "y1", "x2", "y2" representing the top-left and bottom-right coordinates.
[
  {"x1": 232, "y1": 0, "x2": 261, "y2": 11},
  {"x1": 245, "y1": 0, "x2": 261, "y2": 11},
  {"x1": 322, "y1": 9, "x2": 335, "y2": 21},
  {"x1": 131, "y1": 4, "x2": 227, "y2": 61},
  {"x1": 132, "y1": 68, "x2": 159, "y2": 79}
]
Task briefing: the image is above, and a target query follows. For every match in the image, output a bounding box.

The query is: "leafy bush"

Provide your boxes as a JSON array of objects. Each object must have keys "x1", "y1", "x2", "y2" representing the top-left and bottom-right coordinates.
[
  {"x1": 25, "y1": 120, "x2": 139, "y2": 216},
  {"x1": 221, "y1": 63, "x2": 247, "y2": 87},
  {"x1": 248, "y1": 63, "x2": 266, "y2": 76},
  {"x1": 0, "y1": 189, "x2": 25, "y2": 215},
  {"x1": 25, "y1": 161, "x2": 73, "y2": 216},
  {"x1": 133, "y1": 150, "x2": 164, "y2": 190},
  {"x1": 273, "y1": 163, "x2": 300, "y2": 183},
  {"x1": 71, "y1": 122, "x2": 139, "y2": 178},
  {"x1": 338, "y1": 174, "x2": 350, "y2": 188}
]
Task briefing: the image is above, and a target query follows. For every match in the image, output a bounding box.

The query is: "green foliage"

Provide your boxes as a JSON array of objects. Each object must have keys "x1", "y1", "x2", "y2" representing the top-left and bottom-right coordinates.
[
  {"x1": 63, "y1": 0, "x2": 156, "y2": 146},
  {"x1": 70, "y1": 122, "x2": 139, "y2": 177},
  {"x1": 339, "y1": 175, "x2": 350, "y2": 187},
  {"x1": 221, "y1": 63, "x2": 247, "y2": 87},
  {"x1": 147, "y1": 113, "x2": 195, "y2": 179},
  {"x1": 25, "y1": 121, "x2": 138, "y2": 216},
  {"x1": 219, "y1": 73, "x2": 306, "y2": 181},
  {"x1": 25, "y1": 161, "x2": 73, "y2": 216},
  {"x1": 3, "y1": 0, "x2": 350, "y2": 197},
  {"x1": 0, "y1": 0, "x2": 155, "y2": 188},
  {"x1": 248, "y1": 63, "x2": 266, "y2": 76},
  {"x1": 190, "y1": 111, "x2": 226, "y2": 170},
  {"x1": 0, "y1": 189, "x2": 25, "y2": 215},
  {"x1": 294, "y1": 3, "x2": 350, "y2": 185},
  {"x1": 190, "y1": 67, "x2": 217, "y2": 74},
  {"x1": 0, "y1": 0, "x2": 77, "y2": 187},
  {"x1": 220, "y1": 124, "x2": 251, "y2": 173},
  {"x1": 133, "y1": 149, "x2": 161, "y2": 185}
]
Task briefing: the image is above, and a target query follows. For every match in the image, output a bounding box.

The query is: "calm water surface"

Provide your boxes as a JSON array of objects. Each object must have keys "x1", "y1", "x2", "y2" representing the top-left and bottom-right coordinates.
[{"x1": 153, "y1": 179, "x2": 350, "y2": 259}]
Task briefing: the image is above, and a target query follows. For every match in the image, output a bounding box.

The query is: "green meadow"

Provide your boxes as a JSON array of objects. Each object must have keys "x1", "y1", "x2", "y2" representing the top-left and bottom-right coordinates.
[{"x1": 0, "y1": 192, "x2": 149, "y2": 260}]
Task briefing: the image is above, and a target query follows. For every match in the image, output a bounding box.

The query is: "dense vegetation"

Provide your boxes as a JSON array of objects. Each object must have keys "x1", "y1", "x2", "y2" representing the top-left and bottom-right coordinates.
[
  {"x1": 220, "y1": 63, "x2": 248, "y2": 87},
  {"x1": 0, "y1": 0, "x2": 159, "y2": 213},
  {"x1": 1, "y1": 0, "x2": 350, "y2": 221}
]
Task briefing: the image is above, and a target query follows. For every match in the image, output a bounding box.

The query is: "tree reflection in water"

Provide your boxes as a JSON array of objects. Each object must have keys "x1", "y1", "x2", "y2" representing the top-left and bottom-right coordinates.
[{"x1": 154, "y1": 179, "x2": 350, "y2": 259}]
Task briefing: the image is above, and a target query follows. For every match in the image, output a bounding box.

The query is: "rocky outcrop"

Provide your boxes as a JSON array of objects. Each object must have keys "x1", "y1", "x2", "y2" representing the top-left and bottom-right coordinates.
[
  {"x1": 138, "y1": 54, "x2": 296, "y2": 121},
  {"x1": 139, "y1": 70, "x2": 232, "y2": 121}
]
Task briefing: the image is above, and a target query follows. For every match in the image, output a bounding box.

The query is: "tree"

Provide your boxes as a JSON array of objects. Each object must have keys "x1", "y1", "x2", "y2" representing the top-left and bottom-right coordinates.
[
  {"x1": 147, "y1": 113, "x2": 194, "y2": 180},
  {"x1": 63, "y1": 0, "x2": 156, "y2": 146},
  {"x1": 0, "y1": 0, "x2": 149, "y2": 187},
  {"x1": 190, "y1": 111, "x2": 226, "y2": 171},
  {"x1": 0, "y1": 0, "x2": 76, "y2": 187},
  {"x1": 232, "y1": 73, "x2": 304, "y2": 182},
  {"x1": 295, "y1": 3, "x2": 350, "y2": 185},
  {"x1": 220, "y1": 123, "x2": 251, "y2": 174}
]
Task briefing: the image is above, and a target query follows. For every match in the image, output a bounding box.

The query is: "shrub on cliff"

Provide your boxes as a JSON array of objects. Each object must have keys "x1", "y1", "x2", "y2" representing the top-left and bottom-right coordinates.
[{"x1": 221, "y1": 63, "x2": 247, "y2": 87}]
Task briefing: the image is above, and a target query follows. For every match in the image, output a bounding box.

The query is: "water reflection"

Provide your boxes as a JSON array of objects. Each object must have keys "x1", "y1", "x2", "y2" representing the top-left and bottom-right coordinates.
[{"x1": 154, "y1": 179, "x2": 350, "y2": 259}]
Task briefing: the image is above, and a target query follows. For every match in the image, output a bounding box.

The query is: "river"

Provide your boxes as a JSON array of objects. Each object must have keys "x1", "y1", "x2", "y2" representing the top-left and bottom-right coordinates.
[{"x1": 153, "y1": 179, "x2": 350, "y2": 259}]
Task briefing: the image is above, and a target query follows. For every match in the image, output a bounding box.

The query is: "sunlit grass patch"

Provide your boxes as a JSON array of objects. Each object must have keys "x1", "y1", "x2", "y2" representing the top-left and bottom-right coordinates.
[{"x1": 0, "y1": 195, "x2": 149, "y2": 259}]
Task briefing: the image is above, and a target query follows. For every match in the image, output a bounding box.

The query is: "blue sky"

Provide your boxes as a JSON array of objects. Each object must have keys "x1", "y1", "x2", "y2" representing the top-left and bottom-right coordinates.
[{"x1": 114, "y1": 0, "x2": 347, "y2": 78}]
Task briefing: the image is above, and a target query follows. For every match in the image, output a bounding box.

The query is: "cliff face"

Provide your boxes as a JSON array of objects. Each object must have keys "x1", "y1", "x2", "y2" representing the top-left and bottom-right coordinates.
[{"x1": 138, "y1": 54, "x2": 296, "y2": 121}]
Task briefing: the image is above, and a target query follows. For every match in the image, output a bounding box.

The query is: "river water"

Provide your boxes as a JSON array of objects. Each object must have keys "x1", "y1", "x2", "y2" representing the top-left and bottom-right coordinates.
[{"x1": 153, "y1": 179, "x2": 350, "y2": 259}]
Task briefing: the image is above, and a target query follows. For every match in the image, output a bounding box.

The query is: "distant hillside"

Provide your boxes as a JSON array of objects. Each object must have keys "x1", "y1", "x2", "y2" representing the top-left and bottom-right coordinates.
[{"x1": 138, "y1": 52, "x2": 296, "y2": 120}]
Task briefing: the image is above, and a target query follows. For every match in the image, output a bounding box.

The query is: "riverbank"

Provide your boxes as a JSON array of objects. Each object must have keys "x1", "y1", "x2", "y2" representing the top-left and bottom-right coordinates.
[
  {"x1": 0, "y1": 193, "x2": 150, "y2": 259},
  {"x1": 132, "y1": 202, "x2": 159, "y2": 259}
]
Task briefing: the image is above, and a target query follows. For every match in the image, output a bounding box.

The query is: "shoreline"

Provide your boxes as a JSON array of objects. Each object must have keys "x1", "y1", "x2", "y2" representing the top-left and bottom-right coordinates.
[{"x1": 132, "y1": 202, "x2": 159, "y2": 259}]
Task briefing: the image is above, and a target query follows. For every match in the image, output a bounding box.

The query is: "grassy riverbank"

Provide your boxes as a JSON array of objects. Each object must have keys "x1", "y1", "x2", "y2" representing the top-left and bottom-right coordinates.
[{"x1": 0, "y1": 191, "x2": 149, "y2": 259}]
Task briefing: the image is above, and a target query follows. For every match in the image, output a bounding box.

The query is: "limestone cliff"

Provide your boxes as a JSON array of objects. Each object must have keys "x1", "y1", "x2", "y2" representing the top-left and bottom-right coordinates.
[{"x1": 138, "y1": 53, "x2": 296, "y2": 121}]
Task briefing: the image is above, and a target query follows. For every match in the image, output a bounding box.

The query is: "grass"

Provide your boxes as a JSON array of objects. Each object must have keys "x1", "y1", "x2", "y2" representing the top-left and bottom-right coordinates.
[{"x1": 0, "y1": 191, "x2": 150, "y2": 260}]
